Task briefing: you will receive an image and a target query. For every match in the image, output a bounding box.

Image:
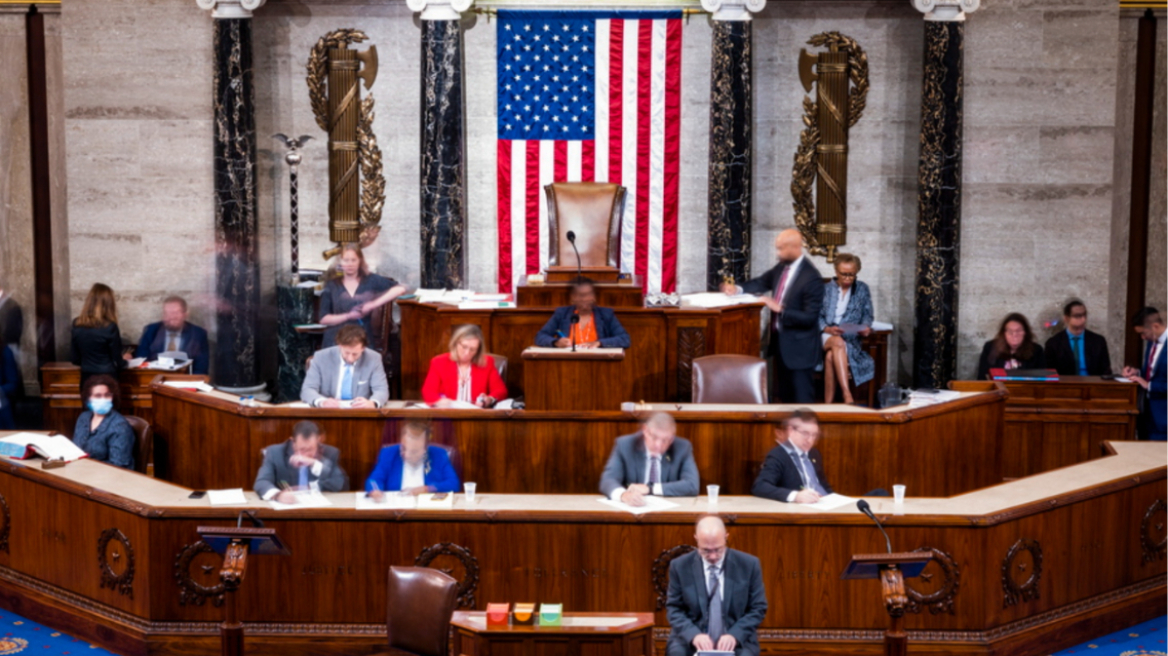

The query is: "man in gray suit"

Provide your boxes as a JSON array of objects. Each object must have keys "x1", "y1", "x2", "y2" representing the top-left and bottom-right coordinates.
[
  {"x1": 300, "y1": 324, "x2": 389, "y2": 408},
  {"x1": 254, "y1": 420, "x2": 349, "y2": 504},
  {"x1": 667, "y1": 515, "x2": 767, "y2": 655},
  {"x1": 600, "y1": 412, "x2": 699, "y2": 506}
]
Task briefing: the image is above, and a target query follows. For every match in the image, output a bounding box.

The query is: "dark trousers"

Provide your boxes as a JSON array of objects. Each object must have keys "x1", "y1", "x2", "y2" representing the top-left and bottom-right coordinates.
[{"x1": 768, "y1": 346, "x2": 815, "y2": 404}]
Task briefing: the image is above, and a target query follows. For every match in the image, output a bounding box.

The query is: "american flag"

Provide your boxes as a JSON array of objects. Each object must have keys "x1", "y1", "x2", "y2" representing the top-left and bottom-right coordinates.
[{"x1": 495, "y1": 10, "x2": 683, "y2": 294}]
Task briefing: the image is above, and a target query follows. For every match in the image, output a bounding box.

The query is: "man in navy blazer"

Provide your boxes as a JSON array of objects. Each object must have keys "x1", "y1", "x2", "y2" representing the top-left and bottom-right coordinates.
[
  {"x1": 600, "y1": 413, "x2": 699, "y2": 505},
  {"x1": 722, "y1": 229, "x2": 824, "y2": 403},
  {"x1": 535, "y1": 278, "x2": 630, "y2": 349},
  {"x1": 366, "y1": 420, "x2": 461, "y2": 496},
  {"x1": 666, "y1": 515, "x2": 767, "y2": 655},
  {"x1": 135, "y1": 296, "x2": 210, "y2": 375},
  {"x1": 1124, "y1": 311, "x2": 1167, "y2": 441},
  {"x1": 1044, "y1": 300, "x2": 1111, "y2": 376},
  {"x1": 752, "y1": 409, "x2": 834, "y2": 503}
]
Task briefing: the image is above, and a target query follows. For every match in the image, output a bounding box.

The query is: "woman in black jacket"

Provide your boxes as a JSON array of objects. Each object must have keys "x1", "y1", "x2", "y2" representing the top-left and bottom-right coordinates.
[
  {"x1": 71, "y1": 283, "x2": 125, "y2": 391},
  {"x1": 976, "y1": 312, "x2": 1046, "y2": 380}
]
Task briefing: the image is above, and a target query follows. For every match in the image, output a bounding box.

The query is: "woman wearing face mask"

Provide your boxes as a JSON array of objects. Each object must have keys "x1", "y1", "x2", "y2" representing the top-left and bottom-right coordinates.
[
  {"x1": 72, "y1": 375, "x2": 135, "y2": 470},
  {"x1": 318, "y1": 243, "x2": 408, "y2": 348}
]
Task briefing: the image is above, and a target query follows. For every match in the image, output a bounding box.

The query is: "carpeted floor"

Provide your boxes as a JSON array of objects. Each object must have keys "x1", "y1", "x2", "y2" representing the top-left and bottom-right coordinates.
[
  {"x1": 1052, "y1": 616, "x2": 1168, "y2": 656},
  {"x1": 0, "y1": 610, "x2": 118, "y2": 655}
]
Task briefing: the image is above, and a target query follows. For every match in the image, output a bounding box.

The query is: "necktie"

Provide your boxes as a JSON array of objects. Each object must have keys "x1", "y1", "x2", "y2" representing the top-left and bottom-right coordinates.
[
  {"x1": 167, "y1": 332, "x2": 178, "y2": 352},
  {"x1": 298, "y1": 464, "x2": 309, "y2": 488},
  {"x1": 1147, "y1": 343, "x2": 1158, "y2": 379},
  {"x1": 707, "y1": 565, "x2": 723, "y2": 640},
  {"x1": 800, "y1": 453, "x2": 827, "y2": 496},
  {"x1": 1071, "y1": 335, "x2": 1086, "y2": 375},
  {"x1": 772, "y1": 264, "x2": 792, "y2": 331},
  {"x1": 340, "y1": 364, "x2": 354, "y2": 401},
  {"x1": 648, "y1": 456, "x2": 660, "y2": 488}
]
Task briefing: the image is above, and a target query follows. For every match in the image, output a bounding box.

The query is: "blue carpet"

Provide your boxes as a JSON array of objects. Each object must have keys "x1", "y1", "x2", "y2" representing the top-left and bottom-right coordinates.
[
  {"x1": 1052, "y1": 616, "x2": 1168, "y2": 656},
  {"x1": 0, "y1": 610, "x2": 119, "y2": 655}
]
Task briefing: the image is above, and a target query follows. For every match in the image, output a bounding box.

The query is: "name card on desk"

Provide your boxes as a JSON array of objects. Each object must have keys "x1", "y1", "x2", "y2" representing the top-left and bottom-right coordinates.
[
  {"x1": 486, "y1": 603, "x2": 510, "y2": 627},
  {"x1": 539, "y1": 603, "x2": 563, "y2": 626},
  {"x1": 513, "y1": 603, "x2": 536, "y2": 625}
]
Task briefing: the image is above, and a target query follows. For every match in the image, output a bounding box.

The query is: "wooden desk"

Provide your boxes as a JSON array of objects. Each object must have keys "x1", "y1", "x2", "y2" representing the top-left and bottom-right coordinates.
[
  {"x1": 39, "y1": 362, "x2": 191, "y2": 435},
  {"x1": 150, "y1": 378, "x2": 1007, "y2": 498},
  {"x1": 399, "y1": 300, "x2": 763, "y2": 403},
  {"x1": 521, "y1": 347, "x2": 628, "y2": 411},
  {"x1": 0, "y1": 439, "x2": 1160, "y2": 656},
  {"x1": 516, "y1": 279, "x2": 644, "y2": 308},
  {"x1": 450, "y1": 611, "x2": 654, "y2": 655},
  {"x1": 951, "y1": 377, "x2": 1138, "y2": 478}
]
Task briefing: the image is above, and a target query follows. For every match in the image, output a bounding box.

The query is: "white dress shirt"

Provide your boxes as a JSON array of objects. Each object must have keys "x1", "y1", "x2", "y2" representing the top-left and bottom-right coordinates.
[
  {"x1": 608, "y1": 454, "x2": 665, "y2": 501},
  {"x1": 777, "y1": 255, "x2": 806, "y2": 305},
  {"x1": 313, "y1": 351, "x2": 381, "y2": 408},
  {"x1": 833, "y1": 287, "x2": 851, "y2": 324},
  {"x1": 704, "y1": 554, "x2": 726, "y2": 601},
  {"x1": 1150, "y1": 331, "x2": 1167, "y2": 377},
  {"x1": 780, "y1": 442, "x2": 816, "y2": 503},
  {"x1": 401, "y1": 460, "x2": 426, "y2": 491}
]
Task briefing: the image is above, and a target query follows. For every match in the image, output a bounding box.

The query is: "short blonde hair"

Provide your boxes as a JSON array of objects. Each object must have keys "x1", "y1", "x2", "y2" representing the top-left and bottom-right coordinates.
[{"x1": 447, "y1": 324, "x2": 487, "y2": 368}]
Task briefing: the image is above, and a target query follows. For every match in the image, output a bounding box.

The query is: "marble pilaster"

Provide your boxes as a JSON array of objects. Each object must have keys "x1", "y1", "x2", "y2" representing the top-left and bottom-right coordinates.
[
  {"x1": 417, "y1": 9, "x2": 468, "y2": 289},
  {"x1": 275, "y1": 285, "x2": 313, "y2": 402},
  {"x1": 913, "y1": 0, "x2": 973, "y2": 389},
  {"x1": 210, "y1": 12, "x2": 262, "y2": 390}
]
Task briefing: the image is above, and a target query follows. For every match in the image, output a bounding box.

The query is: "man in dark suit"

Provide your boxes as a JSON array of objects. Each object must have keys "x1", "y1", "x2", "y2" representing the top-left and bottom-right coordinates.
[
  {"x1": 752, "y1": 408, "x2": 833, "y2": 503},
  {"x1": 135, "y1": 296, "x2": 210, "y2": 375},
  {"x1": 666, "y1": 515, "x2": 767, "y2": 655},
  {"x1": 535, "y1": 278, "x2": 631, "y2": 349},
  {"x1": 600, "y1": 412, "x2": 699, "y2": 505},
  {"x1": 1124, "y1": 311, "x2": 1166, "y2": 441},
  {"x1": 722, "y1": 229, "x2": 824, "y2": 403},
  {"x1": 254, "y1": 420, "x2": 349, "y2": 503},
  {"x1": 1044, "y1": 300, "x2": 1111, "y2": 376},
  {"x1": 1131, "y1": 307, "x2": 1159, "y2": 440}
]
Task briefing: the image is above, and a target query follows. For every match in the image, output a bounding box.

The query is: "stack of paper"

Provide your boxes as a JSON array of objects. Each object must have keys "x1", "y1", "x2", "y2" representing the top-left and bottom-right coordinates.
[
  {"x1": 207, "y1": 489, "x2": 248, "y2": 506},
  {"x1": 415, "y1": 289, "x2": 474, "y2": 304},
  {"x1": 598, "y1": 495, "x2": 678, "y2": 515},
  {"x1": 269, "y1": 491, "x2": 333, "y2": 510},
  {"x1": 907, "y1": 389, "x2": 962, "y2": 408},
  {"x1": 0, "y1": 433, "x2": 89, "y2": 462},
  {"x1": 804, "y1": 493, "x2": 858, "y2": 510},
  {"x1": 162, "y1": 380, "x2": 215, "y2": 393},
  {"x1": 680, "y1": 293, "x2": 759, "y2": 309}
]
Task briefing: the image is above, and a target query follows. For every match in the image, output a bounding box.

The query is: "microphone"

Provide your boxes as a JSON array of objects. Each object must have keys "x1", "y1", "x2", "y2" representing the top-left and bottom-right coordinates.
[
  {"x1": 569, "y1": 314, "x2": 580, "y2": 352},
  {"x1": 566, "y1": 230, "x2": 582, "y2": 278},
  {"x1": 856, "y1": 500, "x2": 892, "y2": 554}
]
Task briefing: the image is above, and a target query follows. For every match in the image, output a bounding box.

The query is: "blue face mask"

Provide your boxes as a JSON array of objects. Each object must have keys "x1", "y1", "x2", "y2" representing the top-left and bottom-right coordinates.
[{"x1": 89, "y1": 398, "x2": 113, "y2": 416}]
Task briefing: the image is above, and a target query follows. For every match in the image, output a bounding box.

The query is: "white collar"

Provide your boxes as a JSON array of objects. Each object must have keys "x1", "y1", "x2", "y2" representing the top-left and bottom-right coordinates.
[
  {"x1": 785, "y1": 255, "x2": 805, "y2": 274},
  {"x1": 781, "y1": 441, "x2": 807, "y2": 458},
  {"x1": 1157, "y1": 331, "x2": 1167, "y2": 347},
  {"x1": 705, "y1": 553, "x2": 726, "y2": 572}
]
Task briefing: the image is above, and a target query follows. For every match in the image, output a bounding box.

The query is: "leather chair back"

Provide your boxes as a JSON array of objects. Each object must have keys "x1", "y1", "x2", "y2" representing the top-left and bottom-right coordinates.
[
  {"x1": 123, "y1": 415, "x2": 152, "y2": 475},
  {"x1": 545, "y1": 182, "x2": 625, "y2": 268},
  {"x1": 386, "y1": 566, "x2": 460, "y2": 656},
  {"x1": 692, "y1": 355, "x2": 768, "y2": 404},
  {"x1": 487, "y1": 353, "x2": 507, "y2": 380}
]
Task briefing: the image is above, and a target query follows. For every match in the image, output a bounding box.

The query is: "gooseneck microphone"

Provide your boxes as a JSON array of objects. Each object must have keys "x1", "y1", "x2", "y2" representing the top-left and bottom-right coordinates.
[
  {"x1": 569, "y1": 314, "x2": 580, "y2": 352},
  {"x1": 566, "y1": 230, "x2": 583, "y2": 279},
  {"x1": 856, "y1": 500, "x2": 892, "y2": 554}
]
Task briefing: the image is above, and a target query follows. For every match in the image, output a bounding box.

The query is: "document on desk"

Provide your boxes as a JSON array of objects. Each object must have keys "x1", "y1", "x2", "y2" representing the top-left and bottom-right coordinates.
[
  {"x1": 268, "y1": 491, "x2": 333, "y2": 510},
  {"x1": 804, "y1": 493, "x2": 858, "y2": 511},
  {"x1": 696, "y1": 651, "x2": 735, "y2": 656},
  {"x1": 161, "y1": 380, "x2": 215, "y2": 393},
  {"x1": 598, "y1": 495, "x2": 678, "y2": 515},
  {"x1": 355, "y1": 492, "x2": 417, "y2": 510},
  {"x1": 680, "y1": 292, "x2": 758, "y2": 308},
  {"x1": 207, "y1": 489, "x2": 248, "y2": 506}
]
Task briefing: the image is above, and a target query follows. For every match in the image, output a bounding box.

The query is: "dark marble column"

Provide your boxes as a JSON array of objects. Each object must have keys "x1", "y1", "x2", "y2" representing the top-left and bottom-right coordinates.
[
  {"x1": 212, "y1": 17, "x2": 261, "y2": 390},
  {"x1": 913, "y1": 18, "x2": 964, "y2": 389},
  {"x1": 275, "y1": 286, "x2": 314, "y2": 402},
  {"x1": 419, "y1": 19, "x2": 466, "y2": 289},
  {"x1": 707, "y1": 20, "x2": 753, "y2": 290}
]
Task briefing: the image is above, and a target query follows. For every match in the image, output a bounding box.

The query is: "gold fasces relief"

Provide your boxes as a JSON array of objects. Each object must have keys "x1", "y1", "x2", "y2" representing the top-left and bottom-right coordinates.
[
  {"x1": 306, "y1": 29, "x2": 386, "y2": 259},
  {"x1": 790, "y1": 32, "x2": 869, "y2": 263}
]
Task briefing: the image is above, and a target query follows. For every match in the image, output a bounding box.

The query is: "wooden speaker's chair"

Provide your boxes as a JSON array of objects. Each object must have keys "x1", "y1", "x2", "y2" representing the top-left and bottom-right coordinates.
[
  {"x1": 382, "y1": 566, "x2": 460, "y2": 656},
  {"x1": 123, "y1": 415, "x2": 153, "y2": 475},
  {"x1": 545, "y1": 182, "x2": 626, "y2": 280},
  {"x1": 692, "y1": 355, "x2": 769, "y2": 404}
]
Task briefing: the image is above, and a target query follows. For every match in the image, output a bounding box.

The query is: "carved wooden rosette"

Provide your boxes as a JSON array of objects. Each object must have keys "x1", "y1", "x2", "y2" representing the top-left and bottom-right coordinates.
[
  {"x1": 175, "y1": 541, "x2": 227, "y2": 607},
  {"x1": 676, "y1": 327, "x2": 708, "y2": 402},
  {"x1": 1001, "y1": 538, "x2": 1042, "y2": 608},
  {"x1": 97, "y1": 528, "x2": 135, "y2": 598},
  {"x1": 651, "y1": 544, "x2": 696, "y2": 610},
  {"x1": 0, "y1": 493, "x2": 9, "y2": 554},
  {"x1": 415, "y1": 542, "x2": 479, "y2": 608},
  {"x1": 905, "y1": 546, "x2": 960, "y2": 615},
  {"x1": 1140, "y1": 498, "x2": 1167, "y2": 564},
  {"x1": 790, "y1": 32, "x2": 868, "y2": 263}
]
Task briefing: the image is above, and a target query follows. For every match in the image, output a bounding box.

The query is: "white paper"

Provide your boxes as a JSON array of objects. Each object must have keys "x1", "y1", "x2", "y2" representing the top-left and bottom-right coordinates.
[
  {"x1": 268, "y1": 490, "x2": 333, "y2": 510},
  {"x1": 207, "y1": 489, "x2": 248, "y2": 506},
  {"x1": 283, "y1": 402, "x2": 311, "y2": 409},
  {"x1": 162, "y1": 380, "x2": 214, "y2": 393},
  {"x1": 458, "y1": 301, "x2": 516, "y2": 310},
  {"x1": 696, "y1": 651, "x2": 735, "y2": 656},
  {"x1": 559, "y1": 617, "x2": 639, "y2": 628},
  {"x1": 524, "y1": 346, "x2": 624, "y2": 355},
  {"x1": 597, "y1": 495, "x2": 679, "y2": 515},
  {"x1": 126, "y1": 357, "x2": 146, "y2": 368},
  {"x1": 415, "y1": 289, "x2": 474, "y2": 304},
  {"x1": 838, "y1": 323, "x2": 867, "y2": 336},
  {"x1": 907, "y1": 389, "x2": 962, "y2": 408},
  {"x1": 805, "y1": 493, "x2": 859, "y2": 511},
  {"x1": 680, "y1": 292, "x2": 758, "y2": 309},
  {"x1": 1115, "y1": 377, "x2": 1133, "y2": 383},
  {"x1": 494, "y1": 398, "x2": 516, "y2": 410},
  {"x1": 355, "y1": 491, "x2": 417, "y2": 510},
  {"x1": 472, "y1": 294, "x2": 510, "y2": 302},
  {"x1": 0, "y1": 433, "x2": 88, "y2": 462},
  {"x1": 871, "y1": 321, "x2": 894, "y2": 331}
]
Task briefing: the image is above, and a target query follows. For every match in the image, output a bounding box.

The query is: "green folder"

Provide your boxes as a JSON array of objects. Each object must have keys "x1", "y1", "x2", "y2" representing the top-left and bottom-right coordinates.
[{"x1": 538, "y1": 603, "x2": 562, "y2": 626}]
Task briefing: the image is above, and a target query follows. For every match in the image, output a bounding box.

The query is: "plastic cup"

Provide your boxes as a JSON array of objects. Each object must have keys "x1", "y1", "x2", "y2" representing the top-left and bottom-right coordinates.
[
  {"x1": 893, "y1": 485, "x2": 906, "y2": 504},
  {"x1": 707, "y1": 484, "x2": 720, "y2": 507},
  {"x1": 464, "y1": 482, "x2": 477, "y2": 505}
]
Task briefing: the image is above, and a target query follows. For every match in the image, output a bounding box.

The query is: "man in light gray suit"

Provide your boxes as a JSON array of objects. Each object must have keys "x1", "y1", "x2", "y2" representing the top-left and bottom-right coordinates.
[
  {"x1": 667, "y1": 515, "x2": 767, "y2": 655},
  {"x1": 254, "y1": 420, "x2": 349, "y2": 504},
  {"x1": 599, "y1": 412, "x2": 699, "y2": 506},
  {"x1": 300, "y1": 324, "x2": 389, "y2": 408}
]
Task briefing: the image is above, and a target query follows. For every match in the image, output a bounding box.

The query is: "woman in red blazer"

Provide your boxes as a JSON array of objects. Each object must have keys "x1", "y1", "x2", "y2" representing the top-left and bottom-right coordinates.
[{"x1": 422, "y1": 324, "x2": 508, "y2": 407}]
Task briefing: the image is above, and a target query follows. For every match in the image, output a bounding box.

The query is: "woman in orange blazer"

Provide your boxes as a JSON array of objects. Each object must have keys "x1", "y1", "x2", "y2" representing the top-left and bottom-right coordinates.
[{"x1": 422, "y1": 324, "x2": 508, "y2": 408}]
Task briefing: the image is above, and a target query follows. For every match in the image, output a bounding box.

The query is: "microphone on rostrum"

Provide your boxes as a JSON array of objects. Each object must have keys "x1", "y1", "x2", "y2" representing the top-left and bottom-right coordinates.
[
  {"x1": 567, "y1": 230, "x2": 582, "y2": 278},
  {"x1": 856, "y1": 500, "x2": 892, "y2": 554},
  {"x1": 569, "y1": 314, "x2": 580, "y2": 352}
]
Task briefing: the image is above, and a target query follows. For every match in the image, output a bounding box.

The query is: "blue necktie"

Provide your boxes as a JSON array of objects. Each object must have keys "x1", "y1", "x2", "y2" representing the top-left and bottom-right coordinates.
[
  {"x1": 298, "y1": 464, "x2": 309, "y2": 488},
  {"x1": 800, "y1": 453, "x2": 828, "y2": 496},
  {"x1": 340, "y1": 364, "x2": 353, "y2": 401},
  {"x1": 707, "y1": 565, "x2": 723, "y2": 640},
  {"x1": 1071, "y1": 334, "x2": 1087, "y2": 376}
]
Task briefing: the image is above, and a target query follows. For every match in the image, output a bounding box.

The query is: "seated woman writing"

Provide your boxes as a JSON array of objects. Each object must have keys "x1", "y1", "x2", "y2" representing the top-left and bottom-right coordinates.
[{"x1": 421, "y1": 324, "x2": 507, "y2": 408}]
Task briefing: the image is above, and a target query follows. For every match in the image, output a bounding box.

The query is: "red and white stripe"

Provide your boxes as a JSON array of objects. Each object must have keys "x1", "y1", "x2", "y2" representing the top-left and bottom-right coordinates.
[{"x1": 496, "y1": 16, "x2": 681, "y2": 294}]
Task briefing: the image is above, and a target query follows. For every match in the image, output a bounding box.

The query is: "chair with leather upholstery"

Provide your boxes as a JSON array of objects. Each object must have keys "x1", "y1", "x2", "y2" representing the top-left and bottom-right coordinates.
[
  {"x1": 691, "y1": 355, "x2": 768, "y2": 404},
  {"x1": 487, "y1": 353, "x2": 508, "y2": 380},
  {"x1": 384, "y1": 566, "x2": 460, "y2": 656},
  {"x1": 545, "y1": 182, "x2": 626, "y2": 274},
  {"x1": 123, "y1": 415, "x2": 152, "y2": 475}
]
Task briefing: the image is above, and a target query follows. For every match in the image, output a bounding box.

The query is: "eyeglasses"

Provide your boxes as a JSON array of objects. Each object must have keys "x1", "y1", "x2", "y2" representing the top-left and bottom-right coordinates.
[
  {"x1": 790, "y1": 425, "x2": 820, "y2": 440},
  {"x1": 697, "y1": 546, "x2": 727, "y2": 557},
  {"x1": 836, "y1": 272, "x2": 857, "y2": 279},
  {"x1": 1069, "y1": 313, "x2": 1087, "y2": 319}
]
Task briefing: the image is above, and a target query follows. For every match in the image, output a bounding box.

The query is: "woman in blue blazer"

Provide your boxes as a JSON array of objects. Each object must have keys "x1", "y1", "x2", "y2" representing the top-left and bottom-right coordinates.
[
  {"x1": 818, "y1": 254, "x2": 875, "y2": 404},
  {"x1": 534, "y1": 278, "x2": 631, "y2": 349},
  {"x1": 365, "y1": 422, "x2": 460, "y2": 496}
]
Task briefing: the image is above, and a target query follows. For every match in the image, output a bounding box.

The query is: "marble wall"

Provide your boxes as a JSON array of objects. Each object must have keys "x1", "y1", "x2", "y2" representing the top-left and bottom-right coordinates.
[{"x1": 50, "y1": 0, "x2": 1162, "y2": 387}]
